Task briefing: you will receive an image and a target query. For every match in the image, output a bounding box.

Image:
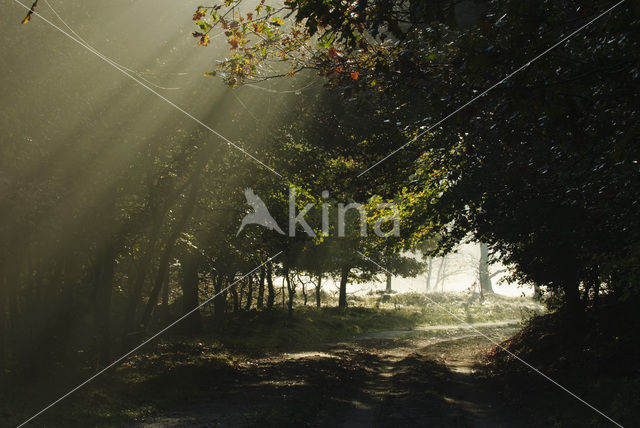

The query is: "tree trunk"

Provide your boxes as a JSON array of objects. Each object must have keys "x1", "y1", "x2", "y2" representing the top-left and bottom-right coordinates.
[
  {"x1": 257, "y1": 267, "x2": 266, "y2": 309},
  {"x1": 93, "y1": 242, "x2": 117, "y2": 366},
  {"x1": 434, "y1": 257, "x2": 446, "y2": 291},
  {"x1": 315, "y1": 273, "x2": 322, "y2": 308},
  {"x1": 338, "y1": 266, "x2": 350, "y2": 308},
  {"x1": 231, "y1": 282, "x2": 239, "y2": 313},
  {"x1": 213, "y1": 274, "x2": 226, "y2": 323},
  {"x1": 140, "y1": 181, "x2": 199, "y2": 329},
  {"x1": 285, "y1": 269, "x2": 295, "y2": 317},
  {"x1": 160, "y1": 266, "x2": 170, "y2": 323},
  {"x1": 180, "y1": 253, "x2": 202, "y2": 332},
  {"x1": 425, "y1": 256, "x2": 433, "y2": 292},
  {"x1": 266, "y1": 265, "x2": 275, "y2": 310},
  {"x1": 301, "y1": 277, "x2": 307, "y2": 306},
  {"x1": 140, "y1": 249, "x2": 172, "y2": 329},
  {"x1": 563, "y1": 279, "x2": 581, "y2": 316},
  {"x1": 385, "y1": 272, "x2": 392, "y2": 293},
  {"x1": 123, "y1": 222, "x2": 161, "y2": 335},
  {"x1": 479, "y1": 243, "x2": 494, "y2": 294},
  {"x1": 533, "y1": 284, "x2": 543, "y2": 301},
  {"x1": 244, "y1": 276, "x2": 253, "y2": 311}
]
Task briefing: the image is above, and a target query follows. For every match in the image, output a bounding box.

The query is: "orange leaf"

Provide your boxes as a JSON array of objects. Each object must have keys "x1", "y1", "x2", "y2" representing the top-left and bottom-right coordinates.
[
  {"x1": 350, "y1": 71, "x2": 360, "y2": 80},
  {"x1": 21, "y1": 0, "x2": 38, "y2": 24},
  {"x1": 193, "y1": 7, "x2": 207, "y2": 21},
  {"x1": 198, "y1": 34, "x2": 210, "y2": 46}
]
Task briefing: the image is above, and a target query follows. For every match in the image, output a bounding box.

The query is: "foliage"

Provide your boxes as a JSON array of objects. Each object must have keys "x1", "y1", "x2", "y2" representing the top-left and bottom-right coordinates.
[{"x1": 193, "y1": 0, "x2": 640, "y2": 311}]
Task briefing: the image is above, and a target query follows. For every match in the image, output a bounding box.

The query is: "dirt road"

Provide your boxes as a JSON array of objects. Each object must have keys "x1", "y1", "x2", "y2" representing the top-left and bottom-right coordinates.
[{"x1": 139, "y1": 323, "x2": 525, "y2": 427}]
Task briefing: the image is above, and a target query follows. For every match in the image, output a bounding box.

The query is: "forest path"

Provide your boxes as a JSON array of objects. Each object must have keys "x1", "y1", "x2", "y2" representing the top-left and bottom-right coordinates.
[
  {"x1": 333, "y1": 327, "x2": 523, "y2": 427},
  {"x1": 138, "y1": 323, "x2": 524, "y2": 427}
]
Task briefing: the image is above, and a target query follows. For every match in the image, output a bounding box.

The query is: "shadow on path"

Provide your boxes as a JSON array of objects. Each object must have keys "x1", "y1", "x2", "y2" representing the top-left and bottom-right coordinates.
[{"x1": 139, "y1": 325, "x2": 525, "y2": 427}]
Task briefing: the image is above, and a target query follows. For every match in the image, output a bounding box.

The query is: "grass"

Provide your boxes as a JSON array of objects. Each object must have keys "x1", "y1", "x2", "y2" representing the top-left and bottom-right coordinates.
[
  {"x1": 1, "y1": 292, "x2": 541, "y2": 427},
  {"x1": 209, "y1": 292, "x2": 543, "y2": 355}
]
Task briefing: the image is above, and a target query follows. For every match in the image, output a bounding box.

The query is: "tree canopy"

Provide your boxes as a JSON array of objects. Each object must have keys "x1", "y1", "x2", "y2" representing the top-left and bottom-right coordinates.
[{"x1": 192, "y1": 0, "x2": 640, "y2": 312}]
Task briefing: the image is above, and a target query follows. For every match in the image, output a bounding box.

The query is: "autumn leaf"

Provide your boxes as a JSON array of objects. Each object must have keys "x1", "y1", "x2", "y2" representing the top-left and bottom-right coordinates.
[
  {"x1": 198, "y1": 34, "x2": 210, "y2": 46},
  {"x1": 21, "y1": 0, "x2": 38, "y2": 24},
  {"x1": 193, "y1": 7, "x2": 207, "y2": 21},
  {"x1": 229, "y1": 37, "x2": 239, "y2": 49},
  {"x1": 350, "y1": 71, "x2": 359, "y2": 80}
]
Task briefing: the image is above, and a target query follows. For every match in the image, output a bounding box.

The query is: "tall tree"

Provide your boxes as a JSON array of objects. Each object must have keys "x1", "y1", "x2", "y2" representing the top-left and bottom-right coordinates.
[{"x1": 478, "y1": 243, "x2": 493, "y2": 294}]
